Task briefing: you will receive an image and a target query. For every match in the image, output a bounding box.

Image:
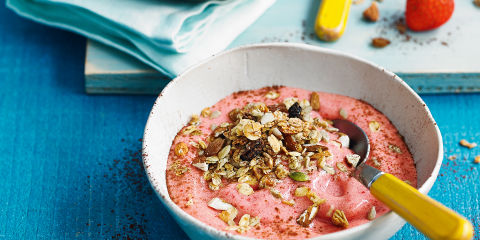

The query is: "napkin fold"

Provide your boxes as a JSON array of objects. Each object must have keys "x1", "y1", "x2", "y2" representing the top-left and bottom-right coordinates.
[{"x1": 7, "y1": 0, "x2": 275, "y2": 77}]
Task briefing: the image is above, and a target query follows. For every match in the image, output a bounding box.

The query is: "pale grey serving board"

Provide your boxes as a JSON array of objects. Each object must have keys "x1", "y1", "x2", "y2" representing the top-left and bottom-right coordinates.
[{"x1": 85, "y1": 0, "x2": 480, "y2": 94}]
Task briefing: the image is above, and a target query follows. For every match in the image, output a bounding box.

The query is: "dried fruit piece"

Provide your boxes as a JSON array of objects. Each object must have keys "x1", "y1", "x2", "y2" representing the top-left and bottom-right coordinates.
[
  {"x1": 331, "y1": 209, "x2": 349, "y2": 228},
  {"x1": 459, "y1": 139, "x2": 477, "y2": 149},
  {"x1": 174, "y1": 142, "x2": 189, "y2": 157},
  {"x1": 310, "y1": 92, "x2": 320, "y2": 111},
  {"x1": 363, "y1": 2, "x2": 379, "y2": 22},
  {"x1": 372, "y1": 38, "x2": 391, "y2": 48},
  {"x1": 288, "y1": 102, "x2": 302, "y2": 118},
  {"x1": 265, "y1": 91, "x2": 280, "y2": 99},
  {"x1": 346, "y1": 154, "x2": 361, "y2": 167},
  {"x1": 204, "y1": 138, "x2": 225, "y2": 156},
  {"x1": 369, "y1": 120, "x2": 381, "y2": 132},
  {"x1": 267, "y1": 104, "x2": 288, "y2": 113},
  {"x1": 289, "y1": 172, "x2": 309, "y2": 182},
  {"x1": 241, "y1": 140, "x2": 264, "y2": 161},
  {"x1": 475, "y1": 155, "x2": 480, "y2": 164},
  {"x1": 237, "y1": 183, "x2": 254, "y2": 196},
  {"x1": 367, "y1": 206, "x2": 376, "y2": 220},
  {"x1": 297, "y1": 205, "x2": 319, "y2": 227}
]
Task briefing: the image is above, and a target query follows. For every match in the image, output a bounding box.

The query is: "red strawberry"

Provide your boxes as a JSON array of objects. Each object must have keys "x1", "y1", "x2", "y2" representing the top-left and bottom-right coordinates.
[{"x1": 406, "y1": 0, "x2": 454, "y2": 31}]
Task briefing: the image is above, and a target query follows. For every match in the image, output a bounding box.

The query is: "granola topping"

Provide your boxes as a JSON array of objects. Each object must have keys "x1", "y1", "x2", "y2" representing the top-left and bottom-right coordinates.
[{"x1": 166, "y1": 86, "x2": 418, "y2": 239}]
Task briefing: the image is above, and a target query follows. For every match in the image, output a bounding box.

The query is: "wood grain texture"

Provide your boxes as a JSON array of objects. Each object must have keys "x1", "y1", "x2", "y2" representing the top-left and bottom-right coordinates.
[{"x1": 1, "y1": 3, "x2": 479, "y2": 240}]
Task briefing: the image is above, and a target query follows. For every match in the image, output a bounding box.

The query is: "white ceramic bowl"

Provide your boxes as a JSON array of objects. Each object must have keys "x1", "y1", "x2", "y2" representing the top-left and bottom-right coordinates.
[{"x1": 142, "y1": 43, "x2": 443, "y2": 240}]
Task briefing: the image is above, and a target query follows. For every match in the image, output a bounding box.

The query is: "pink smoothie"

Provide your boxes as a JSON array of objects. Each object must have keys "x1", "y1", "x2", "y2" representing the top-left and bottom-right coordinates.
[{"x1": 165, "y1": 86, "x2": 417, "y2": 239}]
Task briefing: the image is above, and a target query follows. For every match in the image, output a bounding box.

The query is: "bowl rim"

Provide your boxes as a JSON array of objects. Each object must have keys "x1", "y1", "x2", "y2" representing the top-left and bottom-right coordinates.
[{"x1": 142, "y1": 42, "x2": 444, "y2": 240}]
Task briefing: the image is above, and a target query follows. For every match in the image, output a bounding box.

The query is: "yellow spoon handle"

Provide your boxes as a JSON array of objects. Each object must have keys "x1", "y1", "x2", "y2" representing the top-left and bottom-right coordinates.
[
  {"x1": 314, "y1": 0, "x2": 352, "y2": 41},
  {"x1": 370, "y1": 173, "x2": 473, "y2": 240}
]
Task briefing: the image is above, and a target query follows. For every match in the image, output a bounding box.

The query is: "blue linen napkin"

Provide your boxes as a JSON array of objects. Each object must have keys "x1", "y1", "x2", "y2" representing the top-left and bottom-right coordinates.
[{"x1": 7, "y1": 0, "x2": 275, "y2": 77}]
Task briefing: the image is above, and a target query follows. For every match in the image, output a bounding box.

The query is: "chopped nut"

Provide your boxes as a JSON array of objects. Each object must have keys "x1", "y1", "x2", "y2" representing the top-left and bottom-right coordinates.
[
  {"x1": 306, "y1": 191, "x2": 326, "y2": 205},
  {"x1": 249, "y1": 216, "x2": 260, "y2": 227},
  {"x1": 297, "y1": 205, "x2": 319, "y2": 227},
  {"x1": 265, "y1": 91, "x2": 280, "y2": 99},
  {"x1": 208, "y1": 198, "x2": 234, "y2": 211},
  {"x1": 372, "y1": 38, "x2": 391, "y2": 48},
  {"x1": 238, "y1": 174, "x2": 258, "y2": 186},
  {"x1": 217, "y1": 145, "x2": 231, "y2": 159},
  {"x1": 210, "y1": 110, "x2": 221, "y2": 119},
  {"x1": 369, "y1": 121, "x2": 381, "y2": 132},
  {"x1": 310, "y1": 92, "x2": 320, "y2": 111},
  {"x1": 336, "y1": 162, "x2": 349, "y2": 173},
  {"x1": 460, "y1": 139, "x2": 477, "y2": 149},
  {"x1": 261, "y1": 112, "x2": 275, "y2": 125},
  {"x1": 289, "y1": 172, "x2": 309, "y2": 182},
  {"x1": 339, "y1": 108, "x2": 348, "y2": 119},
  {"x1": 283, "y1": 97, "x2": 299, "y2": 109},
  {"x1": 198, "y1": 140, "x2": 207, "y2": 149},
  {"x1": 205, "y1": 138, "x2": 225, "y2": 157},
  {"x1": 475, "y1": 155, "x2": 480, "y2": 164},
  {"x1": 174, "y1": 142, "x2": 189, "y2": 157},
  {"x1": 388, "y1": 144, "x2": 403, "y2": 153},
  {"x1": 268, "y1": 134, "x2": 282, "y2": 153},
  {"x1": 363, "y1": 2, "x2": 379, "y2": 22},
  {"x1": 239, "y1": 214, "x2": 251, "y2": 227},
  {"x1": 170, "y1": 160, "x2": 189, "y2": 176},
  {"x1": 192, "y1": 162, "x2": 209, "y2": 171},
  {"x1": 201, "y1": 107, "x2": 212, "y2": 118},
  {"x1": 237, "y1": 183, "x2": 254, "y2": 196},
  {"x1": 219, "y1": 207, "x2": 238, "y2": 226},
  {"x1": 331, "y1": 209, "x2": 349, "y2": 228},
  {"x1": 186, "y1": 198, "x2": 194, "y2": 206},
  {"x1": 346, "y1": 154, "x2": 361, "y2": 167},
  {"x1": 367, "y1": 206, "x2": 376, "y2": 220},
  {"x1": 295, "y1": 187, "x2": 310, "y2": 197},
  {"x1": 318, "y1": 158, "x2": 336, "y2": 175},
  {"x1": 337, "y1": 134, "x2": 350, "y2": 148}
]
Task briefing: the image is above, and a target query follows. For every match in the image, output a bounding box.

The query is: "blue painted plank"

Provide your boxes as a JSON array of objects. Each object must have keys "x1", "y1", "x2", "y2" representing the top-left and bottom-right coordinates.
[{"x1": 1, "y1": 2, "x2": 479, "y2": 240}]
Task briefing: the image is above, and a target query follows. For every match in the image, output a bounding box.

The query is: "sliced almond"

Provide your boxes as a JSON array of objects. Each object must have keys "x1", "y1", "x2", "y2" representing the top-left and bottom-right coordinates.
[
  {"x1": 208, "y1": 198, "x2": 233, "y2": 211},
  {"x1": 237, "y1": 183, "x2": 254, "y2": 196}
]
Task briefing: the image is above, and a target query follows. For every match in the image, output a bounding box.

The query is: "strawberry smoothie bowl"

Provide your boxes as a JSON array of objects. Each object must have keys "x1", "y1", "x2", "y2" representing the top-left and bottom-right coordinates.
[{"x1": 142, "y1": 43, "x2": 442, "y2": 240}]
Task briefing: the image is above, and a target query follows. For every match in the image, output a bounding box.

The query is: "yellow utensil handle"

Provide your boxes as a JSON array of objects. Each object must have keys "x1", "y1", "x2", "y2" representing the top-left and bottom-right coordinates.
[
  {"x1": 371, "y1": 174, "x2": 473, "y2": 240},
  {"x1": 314, "y1": 0, "x2": 352, "y2": 41}
]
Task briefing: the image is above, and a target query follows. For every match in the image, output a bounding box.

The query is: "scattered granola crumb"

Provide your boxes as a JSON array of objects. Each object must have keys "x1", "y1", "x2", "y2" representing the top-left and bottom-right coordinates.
[
  {"x1": 389, "y1": 144, "x2": 402, "y2": 154},
  {"x1": 367, "y1": 206, "x2": 376, "y2": 220},
  {"x1": 170, "y1": 160, "x2": 189, "y2": 176},
  {"x1": 265, "y1": 91, "x2": 280, "y2": 99},
  {"x1": 331, "y1": 209, "x2": 349, "y2": 228},
  {"x1": 174, "y1": 142, "x2": 189, "y2": 157},
  {"x1": 372, "y1": 157, "x2": 381, "y2": 167},
  {"x1": 353, "y1": 0, "x2": 365, "y2": 5},
  {"x1": 474, "y1": 155, "x2": 480, "y2": 164},
  {"x1": 237, "y1": 183, "x2": 254, "y2": 196},
  {"x1": 460, "y1": 139, "x2": 477, "y2": 149},
  {"x1": 186, "y1": 198, "x2": 194, "y2": 206},
  {"x1": 369, "y1": 121, "x2": 381, "y2": 132},
  {"x1": 201, "y1": 107, "x2": 211, "y2": 118},
  {"x1": 210, "y1": 110, "x2": 221, "y2": 119},
  {"x1": 372, "y1": 38, "x2": 391, "y2": 48},
  {"x1": 363, "y1": 2, "x2": 379, "y2": 22},
  {"x1": 297, "y1": 205, "x2": 319, "y2": 227},
  {"x1": 448, "y1": 155, "x2": 457, "y2": 161}
]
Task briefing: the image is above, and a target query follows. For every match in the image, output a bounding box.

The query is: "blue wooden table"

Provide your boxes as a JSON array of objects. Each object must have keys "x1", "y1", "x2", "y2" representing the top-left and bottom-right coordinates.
[{"x1": 0, "y1": 4, "x2": 478, "y2": 240}]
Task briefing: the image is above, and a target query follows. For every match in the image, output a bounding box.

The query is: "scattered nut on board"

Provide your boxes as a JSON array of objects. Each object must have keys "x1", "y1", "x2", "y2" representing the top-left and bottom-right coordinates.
[
  {"x1": 372, "y1": 38, "x2": 390, "y2": 48},
  {"x1": 363, "y1": 2, "x2": 379, "y2": 22},
  {"x1": 459, "y1": 139, "x2": 477, "y2": 149}
]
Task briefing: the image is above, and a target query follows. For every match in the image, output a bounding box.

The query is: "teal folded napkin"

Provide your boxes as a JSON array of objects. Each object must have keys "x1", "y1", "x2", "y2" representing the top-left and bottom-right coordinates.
[{"x1": 7, "y1": 0, "x2": 275, "y2": 77}]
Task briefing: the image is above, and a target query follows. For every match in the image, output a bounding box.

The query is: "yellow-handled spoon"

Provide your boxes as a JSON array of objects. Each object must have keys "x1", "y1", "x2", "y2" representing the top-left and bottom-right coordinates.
[
  {"x1": 315, "y1": 0, "x2": 352, "y2": 41},
  {"x1": 333, "y1": 119, "x2": 474, "y2": 240}
]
